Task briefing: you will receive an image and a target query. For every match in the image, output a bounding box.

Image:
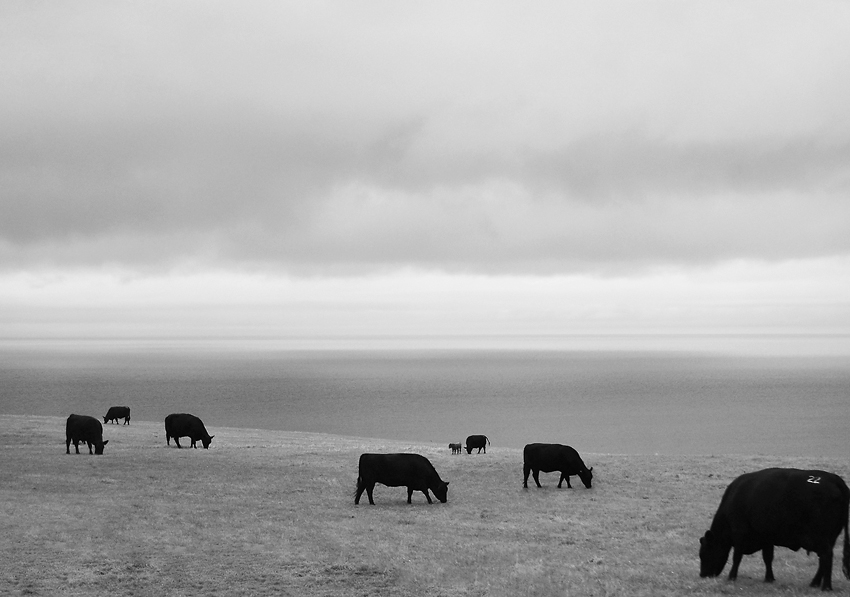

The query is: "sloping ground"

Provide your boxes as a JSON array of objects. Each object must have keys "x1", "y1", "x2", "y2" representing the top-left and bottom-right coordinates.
[{"x1": 1, "y1": 415, "x2": 847, "y2": 596}]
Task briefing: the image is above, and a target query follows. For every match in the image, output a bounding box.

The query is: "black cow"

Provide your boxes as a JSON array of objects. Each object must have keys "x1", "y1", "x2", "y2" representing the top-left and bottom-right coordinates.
[
  {"x1": 449, "y1": 443, "x2": 462, "y2": 455},
  {"x1": 103, "y1": 406, "x2": 131, "y2": 425},
  {"x1": 700, "y1": 467, "x2": 850, "y2": 590},
  {"x1": 523, "y1": 443, "x2": 593, "y2": 489},
  {"x1": 465, "y1": 434, "x2": 490, "y2": 454},
  {"x1": 65, "y1": 414, "x2": 109, "y2": 455},
  {"x1": 165, "y1": 413, "x2": 214, "y2": 449},
  {"x1": 355, "y1": 453, "x2": 450, "y2": 505}
]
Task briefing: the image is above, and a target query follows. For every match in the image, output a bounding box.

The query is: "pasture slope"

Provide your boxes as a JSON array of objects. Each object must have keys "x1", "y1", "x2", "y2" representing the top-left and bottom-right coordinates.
[{"x1": 1, "y1": 414, "x2": 848, "y2": 597}]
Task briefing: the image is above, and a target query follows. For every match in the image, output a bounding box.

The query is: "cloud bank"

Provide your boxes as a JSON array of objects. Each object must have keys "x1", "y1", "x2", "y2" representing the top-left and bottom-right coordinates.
[
  {"x1": 2, "y1": 2, "x2": 850, "y2": 349},
  {"x1": 2, "y1": 1, "x2": 849, "y2": 276}
]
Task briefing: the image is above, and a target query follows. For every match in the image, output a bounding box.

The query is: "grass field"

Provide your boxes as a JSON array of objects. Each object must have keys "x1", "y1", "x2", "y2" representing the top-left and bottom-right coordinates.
[{"x1": 1, "y1": 415, "x2": 848, "y2": 596}]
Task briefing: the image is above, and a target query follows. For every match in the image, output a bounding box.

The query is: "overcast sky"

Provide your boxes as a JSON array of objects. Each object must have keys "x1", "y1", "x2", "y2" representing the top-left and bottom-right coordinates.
[{"x1": 2, "y1": 1, "x2": 850, "y2": 350}]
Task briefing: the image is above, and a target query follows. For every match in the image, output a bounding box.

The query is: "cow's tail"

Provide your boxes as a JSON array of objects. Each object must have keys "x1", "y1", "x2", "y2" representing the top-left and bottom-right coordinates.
[
  {"x1": 486, "y1": 436, "x2": 490, "y2": 445},
  {"x1": 842, "y1": 507, "x2": 849, "y2": 579},
  {"x1": 353, "y1": 476, "x2": 363, "y2": 500}
]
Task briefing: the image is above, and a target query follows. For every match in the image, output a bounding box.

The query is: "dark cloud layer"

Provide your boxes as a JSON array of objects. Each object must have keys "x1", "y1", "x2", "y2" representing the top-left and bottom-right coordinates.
[{"x1": 2, "y1": 1, "x2": 850, "y2": 275}]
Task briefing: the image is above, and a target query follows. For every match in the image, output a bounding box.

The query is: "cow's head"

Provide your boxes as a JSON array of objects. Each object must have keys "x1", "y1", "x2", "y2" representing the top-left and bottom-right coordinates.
[
  {"x1": 94, "y1": 439, "x2": 109, "y2": 455},
  {"x1": 578, "y1": 466, "x2": 593, "y2": 488},
  {"x1": 433, "y1": 481, "x2": 450, "y2": 503},
  {"x1": 699, "y1": 530, "x2": 730, "y2": 577},
  {"x1": 201, "y1": 435, "x2": 214, "y2": 449}
]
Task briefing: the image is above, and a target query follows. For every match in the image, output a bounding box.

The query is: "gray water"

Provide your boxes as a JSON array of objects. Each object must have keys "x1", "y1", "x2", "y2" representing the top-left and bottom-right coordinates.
[{"x1": 1, "y1": 341, "x2": 848, "y2": 457}]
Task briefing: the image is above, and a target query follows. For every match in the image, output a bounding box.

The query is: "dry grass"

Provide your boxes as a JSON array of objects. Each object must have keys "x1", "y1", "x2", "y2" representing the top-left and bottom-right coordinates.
[{"x1": 1, "y1": 415, "x2": 848, "y2": 596}]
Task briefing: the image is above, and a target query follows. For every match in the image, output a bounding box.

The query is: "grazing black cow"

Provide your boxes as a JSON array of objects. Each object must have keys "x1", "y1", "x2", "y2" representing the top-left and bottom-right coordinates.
[
  {"x1": 165, "y1": 413, "x2": 214, "y2": 449},
  {"x1": 103, "y1": 406, "x2": 131, "y2": 425},
  {"x1": 449, "y1": 443, "x2": 462, "y2": 455},
  {"x1": 700, "y1": 467, "x2": 850, "y2": 590},
  {"x1": 465, "y1": 434, "x2": 490, "y2": 454},
  {"x1": 522, "y1": 443, "x2": 593, "y2": 489},
  {"x1": 65, "y1": 414, "x2": 109, "y2": 455},
  {"x1": 355, "y1": 453, "x2": 450, "y2": 505}
]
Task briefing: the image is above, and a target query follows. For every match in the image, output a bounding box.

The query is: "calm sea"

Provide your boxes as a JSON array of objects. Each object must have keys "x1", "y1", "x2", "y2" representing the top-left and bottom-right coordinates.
[{"x1": 1, "y1": 338, "x2": 848, "y2": 457}]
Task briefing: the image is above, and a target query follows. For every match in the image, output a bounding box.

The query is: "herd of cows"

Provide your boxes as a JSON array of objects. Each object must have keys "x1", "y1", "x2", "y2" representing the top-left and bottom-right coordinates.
[
  {"x1": 64, "y1": 409, "x2": 213, "y2": 454},
  {"x1": 63, "y1": 409, "x2": 850, "y2": 590}
]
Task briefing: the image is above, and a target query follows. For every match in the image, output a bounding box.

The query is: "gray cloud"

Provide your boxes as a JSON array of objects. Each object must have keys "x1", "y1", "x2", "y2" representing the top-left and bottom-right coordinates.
[{"x1": 2, "y1": 1, "x2": 850, "y2": 275}]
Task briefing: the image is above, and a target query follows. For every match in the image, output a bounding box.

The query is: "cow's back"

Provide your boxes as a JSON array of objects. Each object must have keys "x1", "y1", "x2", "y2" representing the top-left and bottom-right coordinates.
[
  {"x1": 66, "y1": 414, "x2": 102, "y2": 439},
  {"x1": 718, "y1": 468, "x2": 848, "y2": 549},
  {"x1": 359, "y1": 453, "x2": 442, "y2": 489},
  {"x1": 359, "y1": 453, "x2": 437, "y2": 485},
  {"x1": 524, "y1": 443, "x2": 579, "y2": 467},
  {"x1": 166, "y1": 413, "x2": 198, "y2": 435}
]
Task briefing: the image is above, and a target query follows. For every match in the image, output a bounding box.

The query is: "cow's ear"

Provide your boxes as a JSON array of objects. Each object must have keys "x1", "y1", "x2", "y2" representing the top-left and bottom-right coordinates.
[
  {"x1": 210, "y1": 435, "x2": 215, "y2": 440},
  {"x1": 102, "y1": 440, "x2": 109, "y2": 445},
  {"x1": 702, "y1": 530, "x2": 714, "y2": 546},
  {"x1": 588, "y1": 467, "x2": 593, "y2": 472},
  {"x1": 445, "y1": 481, "x2": 450, "y2": 486}
]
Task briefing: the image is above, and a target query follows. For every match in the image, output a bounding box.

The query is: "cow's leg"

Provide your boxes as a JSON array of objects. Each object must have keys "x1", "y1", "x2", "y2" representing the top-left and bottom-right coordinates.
[
  {"x1": 811, "y1": 549, "x2": 832, "y2": 590},
  {"x1": 174, "y1": 438, "x2": 182, "y2": 449},
  {"x1": 66, "y1": 438, "x2": 71, "y2": 454},
  {"x1": 191, "y1": 439, "x2": 197, "y2": 448},
  {"x1": 532, "y1": 470, "x2": 542, "y2": 488},
  {"x1": 422, "y1": 489, "x2": 433, "y2": 504},
  {"x1": 762, "y1": 545, "x2": 775, "y2": 582},
  {"x1": 87, "y1": 441, "x2": 94, "y2": 455},
  {"x1": 73, "y1": 440, "x2": 81, "y2": 454},
  {"x1": 728, "y1": 547, "x2": 743, "y2": 580},
  {"x1": 566, "y1": 475, "x2": 572, "y2": 488},
  {"x1": 366, "y1": 484, "x2": 375, "y2": 505},
  {"x1": 557, "y1": 473, "x2": 564, "y2": 488},
  {"x1": 523, "y1": 464, "x2": 531, "y2": 488}
]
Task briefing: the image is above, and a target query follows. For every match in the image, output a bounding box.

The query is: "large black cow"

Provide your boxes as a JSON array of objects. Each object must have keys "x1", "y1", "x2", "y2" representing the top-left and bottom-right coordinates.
[
  {"x1": 165, "y1": 413, "x2": 214, "y2": 449},
  {"x1": 355, "y1": 453, "x2": 450, "y2": 505},
  {"x1": 103, "y1": 406, "x2": 131, "y2": 425},
  {"x1": 465, "y1": 434, "x2": 490, "y2": 454},
  {"x1": 700, "y1": 467, "x2": 850, "y2": 590},
  {"x1": 522, "y1": 443, "x2": 593, "y2": 489},
  {"x1": 65, "y1": 414, "x2": 109, "y2": 455}
]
